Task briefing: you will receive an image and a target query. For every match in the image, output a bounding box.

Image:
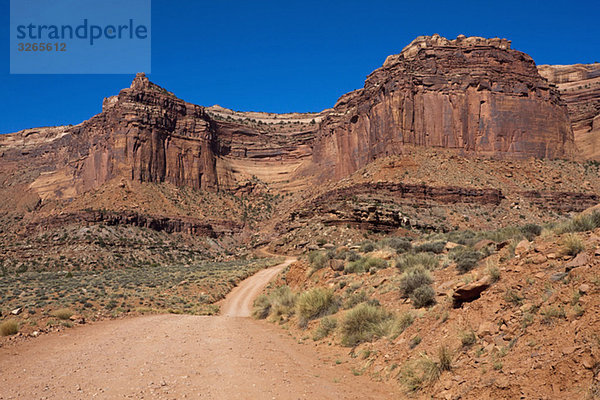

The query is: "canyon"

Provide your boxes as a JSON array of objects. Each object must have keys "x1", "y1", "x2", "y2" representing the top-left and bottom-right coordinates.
[
  {"x1": 2, "y1": 34, "x2": 600, "y2": 400},
  {"x1": 0, "y1": 34, "x2": 599, "y2": 250}
]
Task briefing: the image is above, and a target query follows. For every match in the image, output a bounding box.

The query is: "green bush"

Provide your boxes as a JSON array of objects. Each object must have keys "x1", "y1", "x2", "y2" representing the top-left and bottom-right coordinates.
[
  {"x1": 379, "y1": 237, "x2": 412, "y2": 253},
  {"x1": 344, "y1": 256, "x2": 388, "y2": 274},
  {"x1": 385, "y1": 311, "x2": 415, "y2": 339},
  {"x1": 252, "y1": 286, "x2": 296, "y2": 319},
  {"x1": 399, "y1": 266, "x2": 433, "y2": 298},
  {"x1": 307, "y1": 251, "x2": 330, "y2": 270},
  {"x1": 0, "y1": 319, "x2": 19, "y2": 336},
  {"x1": 451, "y1": 249, "x2": 483, "y2": 274},
  {"x1": 395, "y1": 253, "x2": 438, "y2": 272},
  {"x1": 344, "y1": 290, "x2": 369, "y2": 309},
  {"x1": 296, "y1": 287, "x2": 337, "y2": 326},
  {"x1": 340, "y1": 303, "x2": 392, "y2": 346},
  {"x1": 414, "y1": 241, "x2": 446, "y2": 254},
  {"x1": 520, "y1": 224, "x2": 542, "y2": 241},
  {"x1": 253, "y1": 295, "x2": 273, "y2": 319},
  {"x1": 312, "y1": 317, "x2": 337, "y2": 341},
  {"x1": 345, "y1": 251, "x2": 360, "y2": 262},
  {"x1": 460, "y1": 330, "x2": 477, "y2": 347},
  {"x1": 410, "y1": 285, "x2": 436, "y2": 308},
  {"x1": 359, "y1": 241, "x2": 376, "y2": 253}
]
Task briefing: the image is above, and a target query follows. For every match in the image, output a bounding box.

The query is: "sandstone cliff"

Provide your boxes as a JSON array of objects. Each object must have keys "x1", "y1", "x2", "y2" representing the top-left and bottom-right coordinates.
[
  {"x1": 0, "y1": 73, "x2": 221, "y2": 200},
  {"x1": 312, "y1": 34, "x2": 575, "y2": 179},
  {"x1": 0, "y1": 36, "x2": 582, "y2": 202},
  {"x1": 538, "y1": 63, "x2": 600, "y2": 160}
]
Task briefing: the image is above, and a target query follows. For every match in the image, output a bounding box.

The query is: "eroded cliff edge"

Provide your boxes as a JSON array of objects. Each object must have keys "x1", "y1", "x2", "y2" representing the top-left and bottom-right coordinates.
[{"x1": 311, "y1": 34, "x2": 575, "y2": 180}]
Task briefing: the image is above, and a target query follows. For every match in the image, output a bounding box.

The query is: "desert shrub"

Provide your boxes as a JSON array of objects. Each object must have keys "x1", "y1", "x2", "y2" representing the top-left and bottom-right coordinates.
[
  {"x1": 541, "y1": 306, "x2": 566, "y2": 324},
  {"x1": 312, "y1": 317, "x2": 337, "y2": 341},
  {"x1": 395, "y1": 253, "x2": 438, "y2": 272},
  {"x1": 0, "y1": 319, "x2": 19, "y2": 336},
  {"x1": 399, "y1": 345, "x2": 454, "y2": 392},
  {"x1": 344, "y1": 256, "x2": 388, "y2": 274},
  {"x1": 51, "y1": 308, "x2": 73, "y2": 320},
  {"x1": 359, "y1": 241, "x2": 375, "y2": 253},
  {"x1": 399, "y1": 266, "x2": 433, "y2": 298},
  {"x1": 340, "y1": 303, "x2": 392, "y2": 346},
  {"x1": 520, "y1": 224, "x2": 542, "y2": 241},
  {"x1": 555, "y1": 211, "x2": 600, "y2": 234},
  {"x1": 504, "y1": 289, "x2": 523, "y2": 306},
  {"x1": 562, "y1": 234, "x2": 585, "y2": 256},
  {"x1": 344, "y1": 290, "x2": 369, "y2": 309},
  {"x1": 296, "y1": 287, "x2": 337, "y2": 326},
  {"x1": 307, "y1": 251, "x2": 330, "y2": 270},
  {"x1": 460, "y1": 330, "x2": 477, "y2": 347},
  {"x1": 487, "y1": 264, "x2": 500, "y2": 283},
  {"x1": 443, "y1": 230, "x2": 476, "y2": 245},
  {"x1": 379, "y1": 237, "x2": 412, "y2": 253},
  {"x1": 414, "y1": 241, "x2": 446, "y2": 254},
  {"x1": 451, "y1": 249, "x2": 483, "y2": 274},
  {"x1": 267, "y1": 286, "x2": 296, "y2": 317},
  {"x1": 385, "y1": 311, "x2": 415, "y2": 339},
  {"x1": 252, "y1": 286, "x2": 296, "y2": 319},
  {"x1": 345, "y1": 251, "x2": 360, "y2": 262},
  {"x1": 410, "y1": 285, "x2": 436, "y2": 308}
]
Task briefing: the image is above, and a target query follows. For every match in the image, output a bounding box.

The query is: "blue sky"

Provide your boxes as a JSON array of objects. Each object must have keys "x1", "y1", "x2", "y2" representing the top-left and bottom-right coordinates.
[{"x1": 0, "y1": 0, "x2": 599, "y2": 134}]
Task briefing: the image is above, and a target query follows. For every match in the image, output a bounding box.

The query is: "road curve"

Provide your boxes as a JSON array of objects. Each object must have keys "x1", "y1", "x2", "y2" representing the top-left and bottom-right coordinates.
[
  {"x1": 220, "y1": 257, "x2": 296, "y2": 317},
  {"x1": 0, "y1": 257, "x2": 399, "y2": 399}
]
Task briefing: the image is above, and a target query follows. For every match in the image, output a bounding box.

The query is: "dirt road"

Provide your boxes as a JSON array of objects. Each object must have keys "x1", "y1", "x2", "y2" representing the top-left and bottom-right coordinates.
[{"x1": 0, "y1": 258, "x2": 398, "y2": 399}]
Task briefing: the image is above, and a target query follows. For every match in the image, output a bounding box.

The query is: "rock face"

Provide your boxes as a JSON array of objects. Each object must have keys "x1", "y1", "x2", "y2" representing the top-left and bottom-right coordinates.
[
  {"x1": 81, "y1": 73, "x2": 220, "y2": 192},
  {"x1": 0, "y1": 73, "x2": 322, "y2": 200},
  {"x1": 312, "y1": 34, "x2": 575, "y2": 179},
  {"x1": 0, "y1": 73, "x2": 220, "y2": 199},
  {"x1": 538, "y1": 64, "x2": 600, "y2": 160},
  {"x1": 0, "y1": 36, "x2": 582, "y2": 202}
]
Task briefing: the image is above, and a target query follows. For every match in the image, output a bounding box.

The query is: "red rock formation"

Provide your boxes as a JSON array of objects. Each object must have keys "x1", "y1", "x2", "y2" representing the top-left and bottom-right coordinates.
[
  {"x1": 76, "y1": 73, "x2": 220, "y2": 192},
  {"x1": 312, "y1": 35, "x2": 575, "y2": 179},
  {"x1": 538, "y1": 64, "x2": 600, "y2": 160}
]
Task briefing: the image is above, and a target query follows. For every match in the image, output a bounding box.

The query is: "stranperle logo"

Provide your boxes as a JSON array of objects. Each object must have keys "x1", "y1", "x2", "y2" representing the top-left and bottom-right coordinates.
[
  {"x1": 15, "y1": 19, "x2": 149, "y2": 46},
  {"x1": 10, "y1": 0, "x2": 151, "y2": 74}
]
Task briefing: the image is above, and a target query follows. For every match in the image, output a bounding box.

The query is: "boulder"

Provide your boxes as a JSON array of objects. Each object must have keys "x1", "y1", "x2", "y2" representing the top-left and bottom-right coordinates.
[
  {"x1": 565, "y1": 252, "x2": 590, "y2": 271},
  {"x1": 515, "y1": 239, "x2": 531, "y2": 256},
  {"x1": 329, "y1": 259, "x2": 345, "y2": 272},
  {"x1": 453, "y1": 276, "x2": 491, "y2": 307}
]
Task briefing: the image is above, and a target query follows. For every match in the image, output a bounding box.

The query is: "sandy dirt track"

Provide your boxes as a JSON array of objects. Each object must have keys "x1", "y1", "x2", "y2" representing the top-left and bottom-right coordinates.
[{"x1": 0, "y1": 258, "x2": 398, "y2": 399}]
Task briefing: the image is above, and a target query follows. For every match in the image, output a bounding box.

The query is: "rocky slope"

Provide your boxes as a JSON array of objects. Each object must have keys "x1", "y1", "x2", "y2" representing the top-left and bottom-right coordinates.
[
  {"x1": 538, "y1": 63, "x2": 600, "y2": 160},
  {"x1": 312, "y1": 34, "x2": 574, "y2": 180}
]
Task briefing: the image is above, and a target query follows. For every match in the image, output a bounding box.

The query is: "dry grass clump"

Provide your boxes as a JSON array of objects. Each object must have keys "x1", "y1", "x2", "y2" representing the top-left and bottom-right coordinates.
[
  {"x1": 51, "y1": 308, "x2": 74, "y2": 320},
  {"x1": 344, "y1": 256, "x2": 388, "y2": 274},
  {"x1": 252, "y1": 286, "x2": 296, "y2": 320},
  {"x1": 399, "y1": 345, "x2": 454, "y2": 392},
  {"x1": 0, "y1": 319, "x2": 19, "y2": 336},
  {"x1": 561, "y1": 233, "x2": 585, "y2": 256},
  {"x1": 312, "y1": 317, "x2": 337, "y2": 341},
  {"x1": 395, "y1": 253, "x2": 438, "y2": 272},
  {"x1": 555, "y1": 211, "x2": 600, "y2": 234},
  {"x1": 340, "y1": 303, "x2": 391, "y2": 346},
  {"x1": 296, "y1": 287, "x2": 338, "y2": 327}
]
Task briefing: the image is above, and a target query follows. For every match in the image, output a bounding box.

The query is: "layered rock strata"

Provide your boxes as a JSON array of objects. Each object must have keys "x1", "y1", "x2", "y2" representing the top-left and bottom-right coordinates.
[{"x1": 312, "y1": 34, "x2": 575, "y2": 179}]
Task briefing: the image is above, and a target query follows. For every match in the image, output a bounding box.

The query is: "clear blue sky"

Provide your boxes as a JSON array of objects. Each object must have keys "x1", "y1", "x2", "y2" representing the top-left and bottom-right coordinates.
[{"x1": 1, "y1": 0, "x2": 599, "y2": 134}]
